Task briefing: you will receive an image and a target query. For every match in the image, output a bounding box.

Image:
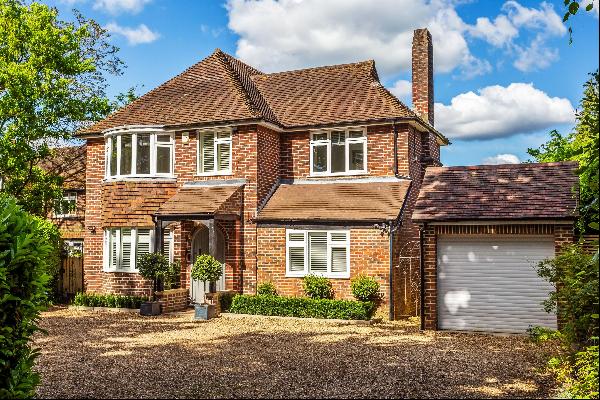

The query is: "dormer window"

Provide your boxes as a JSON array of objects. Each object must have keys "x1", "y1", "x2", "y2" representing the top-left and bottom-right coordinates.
[
  {"x1": 105, "y1": 131, "x2": 174, "y2": 178},
  {"x1": 310, "y1": 129, "x2": 367, "y2": 176}
]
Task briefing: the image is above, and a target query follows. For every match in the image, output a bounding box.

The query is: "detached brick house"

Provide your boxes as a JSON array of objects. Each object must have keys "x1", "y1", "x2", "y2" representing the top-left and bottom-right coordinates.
[
  {"x1": 78, "y1": 29, "x2": 444, "y2": 318},
  {"x1": 77, "y1": 28, "x2": 578, "y2": 330}
]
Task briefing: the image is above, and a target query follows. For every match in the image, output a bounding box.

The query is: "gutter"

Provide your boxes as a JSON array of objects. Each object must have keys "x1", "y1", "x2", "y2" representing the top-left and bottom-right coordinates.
[{"x1": 419, "y1": 223, "x2": 426, "y2": 331}]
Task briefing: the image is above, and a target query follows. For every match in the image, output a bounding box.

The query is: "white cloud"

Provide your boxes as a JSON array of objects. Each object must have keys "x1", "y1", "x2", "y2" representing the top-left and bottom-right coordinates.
[
  {"x1": 105, "y1": 22, "x2": 159, "y2": 45},
  {"x1": 469, "y1": 14, "x2": 519, "y2": 47},
  {"x1": 482, "y1": 153, "x2": 521, "y2": 165},
  {"x1": 503, "y1": 1, "x2": 565, "y2": 36},
  {"x1": 94, "y1": 0, "x2": 151, "y2": 15},
  {"x1": 513, "y1": 36, "x2": 559, "y2": 72},
  {"x1": 388, "y1": 80, "x2": 412, "y2": 107},
  {"x1": 226, "y1": 0, "x2": 487, "y2": 78},
  {"x1": 435, "y1": 83, "x2": 575, "y2": 140}
]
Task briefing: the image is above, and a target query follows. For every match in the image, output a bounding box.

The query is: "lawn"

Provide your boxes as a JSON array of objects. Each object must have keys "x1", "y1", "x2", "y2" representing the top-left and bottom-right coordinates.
[{"x1": 34, "y1": 308, "x2": 558, "y2": 398}]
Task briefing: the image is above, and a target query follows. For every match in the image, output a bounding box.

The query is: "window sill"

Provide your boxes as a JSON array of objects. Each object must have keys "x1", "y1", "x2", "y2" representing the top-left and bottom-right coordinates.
[
  {"x1": 103, "y1": 269, "x2": 140, "y2": 274},
  {"x1": 285, "y1": 273, "x2": 350, "y2": 279},
  {"x1": 103, "y1": 176, "x2": 177, "y2": 183},
  {"x1": 308, "y1": 171, "x2": 368, "y2": 178},
  {"x1": 195, "y1": 171, "x2": 233, "y2": 177}
]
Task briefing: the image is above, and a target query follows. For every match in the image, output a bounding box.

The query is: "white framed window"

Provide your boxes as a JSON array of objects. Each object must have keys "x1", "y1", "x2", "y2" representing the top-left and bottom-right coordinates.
[
  {"x1": 310, "y1": 128, "x2": 367, "y2": 176},
  {"x1": 103, "y1": 228, "x2": 173, "y2": 273},
  {"x1": 54, "y1": 191, "x2": 77, "y2": 217},
  {"x1": 286, "y1": 229, "x2": 350, "y2": 278},
  {"x1": 197, "y1": 130, "x2": 232, "y2": 175},
  {"x1": 105, "y1": 132, "x2": 174, "y2": 179}
]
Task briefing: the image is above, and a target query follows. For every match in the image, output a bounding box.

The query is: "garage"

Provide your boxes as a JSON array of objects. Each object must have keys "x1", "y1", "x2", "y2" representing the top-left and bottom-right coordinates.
[
  {"x1": 412, "y1": 162, "x2": 579, "y2": 333},
  {"x1": 437, "y1": 236, "x2": 557, "y2": 333}
]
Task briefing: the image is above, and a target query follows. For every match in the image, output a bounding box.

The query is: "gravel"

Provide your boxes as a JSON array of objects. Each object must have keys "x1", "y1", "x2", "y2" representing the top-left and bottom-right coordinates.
[{"x1": 34, "y1": 308, "x2": 558, "y2": 399}]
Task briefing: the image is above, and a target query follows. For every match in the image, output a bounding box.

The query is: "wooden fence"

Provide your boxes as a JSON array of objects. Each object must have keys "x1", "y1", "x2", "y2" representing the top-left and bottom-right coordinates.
[{"x1": 58, "y1": 256, "x2": 83, "y2": 299}]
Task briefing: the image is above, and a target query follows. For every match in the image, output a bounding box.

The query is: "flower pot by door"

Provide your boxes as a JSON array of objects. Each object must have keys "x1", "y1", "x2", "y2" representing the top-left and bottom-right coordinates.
[{"x1": 190, "y1": 226, "x2": 226, "y2": 304}]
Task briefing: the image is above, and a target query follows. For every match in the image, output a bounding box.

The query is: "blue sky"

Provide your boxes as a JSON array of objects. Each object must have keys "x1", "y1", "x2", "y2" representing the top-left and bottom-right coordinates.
[{"x1": 49, "y1": 0, "x2": 599, "y2": 166}]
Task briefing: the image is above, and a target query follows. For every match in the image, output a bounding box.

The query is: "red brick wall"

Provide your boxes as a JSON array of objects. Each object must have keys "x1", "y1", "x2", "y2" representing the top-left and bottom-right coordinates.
[
  {"x1": 421, "y1": 223, "x2": 575, "y2": 330},
  {"x1": 256, "y1": 226, "x2": 390, "y2": 311},
  {"x1": 84, "y1": 138, "x2": 105, "y2": 293},
  {"x1": 156, "y1": 288, "x2": 189, "y2": 313}
]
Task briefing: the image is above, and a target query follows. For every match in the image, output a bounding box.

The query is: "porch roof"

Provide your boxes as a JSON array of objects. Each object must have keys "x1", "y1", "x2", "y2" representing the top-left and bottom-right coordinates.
[
  {"x1": 257, "y1": 179, "x2": 411, "y2": 223},
  {"x1": 155, "y1": 185, "x2": 242, "y2": 218}
]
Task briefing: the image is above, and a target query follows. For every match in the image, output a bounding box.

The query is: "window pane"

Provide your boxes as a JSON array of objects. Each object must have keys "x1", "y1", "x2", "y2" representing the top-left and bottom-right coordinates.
[
  {"x1": 162, "y1": 229, "x2": 171, "y2": 260},
  {"x1": 110, "y1": 230, "x2": 117, "y2": 269},
  {"x1": 348, "y1": 130, "x2": 364, "y2": 138},
  {"x1": 349, "y1": 142, "x2": 364, "y2": 171},
  {"x1": 156, "y1": 146, "x2": 171, "y2": 174},
  {"x1": 136, "y1": 229, "x2": 151, "y2": 264},
  {"x1": 288, "y1": 232, "x2": 304, "y2": 242},
  {"x1": 330, "y1": 232, "x2": 347, "y2": 242},
  {"x1": 110, "y1": 138, "x2": 117, "y2": 176},
  {"x1": 289, "y1": 247, "x2": 305, "y2": 272},
  {"x1": 217, "y1": 131, "x2": 231, "y2": 139},
  {"x1": 136, "y1": 135, "x2": 151, "y2": 174},
  {"x1": 120, "y1": 135, "x2": 132, "y2": 175},
  {"x1": 156, "y1": 134, "x2": 171, "y2": 143},
  {"x1": 308, "y1": 232, "x2": 327, "y2": 273},
  {"x1": 120, "y1": 229, "x2": 132, "y2": 270},
  {"x1": 312, "y1": 133, "x2": 327, "y2": 141},
  {"x1": 331, "y1": 247, "x2": 347, "y2": 273},
  {"x1": 217, "y1": 141, "x2": 230, "y2": 171},
  {"x1": 201, "y1": 132, "x2": 215, "y2": 172},
  {"x1": 312, "y1": 144, "x2": 327, "y2": 173},
  {"x1": 331, "y1": 131, "x2": 345, "y2": 173}
]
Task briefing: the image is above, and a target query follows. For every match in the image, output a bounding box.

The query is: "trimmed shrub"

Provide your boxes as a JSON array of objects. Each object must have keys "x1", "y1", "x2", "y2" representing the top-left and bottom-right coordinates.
[
  {"x1": 137, "y1": 252, "x2": 170, "y2": 298},
  {"x1": 1, "y1": 195, "x2": 53, "y2": 398},
  {"x1": 350, "y1": 275, "x2": 381, "y2": 301},
  {"x1": 191, "y1": 254, "x2": 222, "y2": 283},
  {"x1": 73, "y1": 293, "x2": 149, "y2": 309},
  {"x1": 229, "y1": 294, "x2": 375, "y2": 320},
  {"x1": 163, "y1": 260, "x2": 181, "y2": 290},
  {"x1": 218, "y1": 292, "x2": 236, "y2": 313},
  {"x1": 302, "y1": 275, "x2": 334, "y2": 299},
  {"x1": 257, "y1": 281, "x2": 277, "y2": 296}
]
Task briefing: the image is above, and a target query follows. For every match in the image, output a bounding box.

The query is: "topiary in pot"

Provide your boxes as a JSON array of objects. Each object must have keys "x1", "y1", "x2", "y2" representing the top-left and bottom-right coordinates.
[
  {"x1": 137, "y1": 252, "x2": 170, "y2": 316},
  {"x1": 191, "y1": 254, "x2": 223, "y2": 320}
]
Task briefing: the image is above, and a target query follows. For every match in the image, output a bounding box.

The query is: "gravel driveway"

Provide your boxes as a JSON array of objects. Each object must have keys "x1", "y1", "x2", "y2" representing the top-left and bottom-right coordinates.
[{"x1": 34, "y1": 308, "x2": 557, "y2": 399}]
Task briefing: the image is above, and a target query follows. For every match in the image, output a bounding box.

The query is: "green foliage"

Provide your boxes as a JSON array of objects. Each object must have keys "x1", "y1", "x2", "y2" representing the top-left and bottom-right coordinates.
[
  {"x1": 302, "y1": 275, "x2": 334, "y2": 299},
  {"x1": 528, "y1": 71, "x2": 599, "y2": 236},
  {"x1": 549, "y1": 345, "x2": 599, "y2": 399},
  {"x1": 0, "y1": 0, "x2": 124, "y2": 215},
  {"x1": 350, "y1": 275, "x2": 381, "y2": 301},
  {"x1": 163, "y1": 260, "x2": 181, "y2": 290},
  {"x1": 536, "y1": 245, "x2": 599, "y2": 344},
  {"x1": 257, "y1": 281, "x2": 277, "y2": 296},
  {"x1": 191, "y1": 254, "x2": 222, "y2": 283},
  {"x1": 528, "y1": 326, "x2": 564, "y2": 344},
  {"x1": 72, "y1": 292, "x2": 148, "y2": 309},
  {"x1": 217, "y1": 292, "x2": 236, "y2": 313},
  {"x1": 137, "y1": 252, "x2": 169, "y2": 287},
  {"x1": 31, "y1": 216, "x2": 61, "y2": 302},
  {"x1": 229, "y1": 294, "x2": 375, "y2": 320},
  {"x1": 0, "y1": 194, "x2": 53, "y2": 398},
  {"x1": 561, "y1": 1, "x2": 596, "y2": 43}
]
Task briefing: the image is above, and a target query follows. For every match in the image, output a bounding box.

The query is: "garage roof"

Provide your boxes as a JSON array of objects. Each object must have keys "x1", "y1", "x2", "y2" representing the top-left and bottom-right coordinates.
[
  {"x1": 412, "y1": 162, "x2": 579, "y2": 222},
  {"x1": 257, "y1": 180, "x2": 411, "y2": 222}
]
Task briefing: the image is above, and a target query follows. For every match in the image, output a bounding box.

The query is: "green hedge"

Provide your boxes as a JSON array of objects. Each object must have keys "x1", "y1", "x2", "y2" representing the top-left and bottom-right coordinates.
[
  {"x1": 229, "y1": 294, "x2": 375, "y2": 320},
  {"x1": 73, "y1": 293, "x2": 149, "y2": 309}
]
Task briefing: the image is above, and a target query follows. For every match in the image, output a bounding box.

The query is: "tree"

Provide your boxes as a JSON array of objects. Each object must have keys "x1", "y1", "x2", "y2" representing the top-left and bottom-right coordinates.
[
  {"x1": 562, "y1": 1, "x2": 597, "y2": 43},
  {"x1": 0, "y1": 0, "x2": 124, "y2": 216},
  {"x1": 528, "y1": 71, "x2": 599, "y2": 235}
]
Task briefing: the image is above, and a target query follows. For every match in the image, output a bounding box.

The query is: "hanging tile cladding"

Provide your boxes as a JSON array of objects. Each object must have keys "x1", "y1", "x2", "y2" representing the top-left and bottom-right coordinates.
[{"x1": 102, "y1": 181, "x2": 178, "y2": 227}]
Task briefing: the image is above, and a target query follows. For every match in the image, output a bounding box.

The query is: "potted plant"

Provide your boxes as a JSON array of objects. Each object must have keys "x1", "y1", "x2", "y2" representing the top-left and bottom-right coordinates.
[
  {"x1": 191, "y1": 254, "x2": 222, "y2": 320},
  {"x1": 137, "y1": 252, "x2": 170, "y2": 316}
]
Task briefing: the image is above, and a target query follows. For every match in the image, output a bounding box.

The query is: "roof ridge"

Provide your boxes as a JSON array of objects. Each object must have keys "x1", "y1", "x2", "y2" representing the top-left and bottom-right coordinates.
[
  {"x1": 427, "y1": 161, "x2": 579, "y2": 171},
  {"x1": 260, "y1": 59, "x2": 376, "y2": 77}
]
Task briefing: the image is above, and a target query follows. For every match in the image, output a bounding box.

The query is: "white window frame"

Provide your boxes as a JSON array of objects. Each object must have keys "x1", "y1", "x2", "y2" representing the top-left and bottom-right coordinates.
[
  {"x1": 105, "y1": 132, "x2": 175, "y2": 179},
  {"x1": 54, "y1": 191, "x2": 77, "y2": 218},
  {"x1": 309, "y1": 128, "x2": 367, "y2": 176},
  {"x1": 196, "y1": 129, "x2": 233, "y2": 176},
  {"x1": 103, "y1": 228, "x2": 175, "y2": 273},
  {"x1": 285, "y1": 229, "x2": 350, "y2": 278}
]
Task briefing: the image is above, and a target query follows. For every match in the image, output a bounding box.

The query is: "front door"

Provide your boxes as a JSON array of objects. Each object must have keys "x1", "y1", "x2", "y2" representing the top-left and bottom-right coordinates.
[{"x1": 190, "y1": 226, "x2": 226, "y2": 303}]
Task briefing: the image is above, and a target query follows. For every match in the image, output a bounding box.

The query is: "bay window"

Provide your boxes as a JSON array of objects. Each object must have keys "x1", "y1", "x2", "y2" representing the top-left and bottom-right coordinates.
[
  {"x1": 105, "y1": 132, "x2": 174, "y2": 178},
  {"x1": 310, "y1": 129, "x2": 367, "y2": 175},
  {"x1": 286, "y1": 229, "x2": 350, "y2": 278},
  {"x1": 198, "y1": 130, "x2": 232, "y2": 174},
  {"x1": 103, "y1": 228, "x2": 173, "y2": 272}
]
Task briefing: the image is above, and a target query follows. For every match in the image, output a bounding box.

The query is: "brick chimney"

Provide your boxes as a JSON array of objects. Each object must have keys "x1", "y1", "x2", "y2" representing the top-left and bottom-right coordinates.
[{"x1": 412, "y1": 28, "x2": 434, "y2": 126}]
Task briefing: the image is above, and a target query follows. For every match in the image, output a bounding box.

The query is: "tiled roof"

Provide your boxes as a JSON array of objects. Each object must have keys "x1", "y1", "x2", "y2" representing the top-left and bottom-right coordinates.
[
  {"x1": 80, "y1": 50, "x2": 421, "y2": 134},
  {"x1": 155, "y1": 185, "x2": 242, "y2": 217},
  {"x1": 257, "y1": 180, "x2": 411, "y2": 222},
  {"x1": 412, "y1": 162, "x2": 579, "y2": 222},
  {"x1": 40, "y1": 145, "x2": 86, "y2": 190},
  {"x1": 250, "y1": 61, "x2": 417, "y2": 127}
]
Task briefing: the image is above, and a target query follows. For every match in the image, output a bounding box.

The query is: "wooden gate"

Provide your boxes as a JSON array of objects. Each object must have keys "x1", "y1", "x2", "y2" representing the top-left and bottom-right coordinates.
[{"x1": 59, "y1": 256, "x2": 83, "y2": 299}]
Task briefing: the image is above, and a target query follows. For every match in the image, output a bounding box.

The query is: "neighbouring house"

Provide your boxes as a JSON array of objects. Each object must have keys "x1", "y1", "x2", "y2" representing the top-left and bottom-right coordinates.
[
  {"x1": 76, "y1": 28, "x2": 579, "y2": 331},
  {"x1": 45, "y1": 145, "x2": 87, "y2": 255}
]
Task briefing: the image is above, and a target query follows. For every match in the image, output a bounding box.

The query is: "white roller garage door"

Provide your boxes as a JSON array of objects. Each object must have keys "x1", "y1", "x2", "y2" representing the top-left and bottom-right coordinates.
[{"x1": 437, "y1": 236, "x2": 557, "y2": 333}]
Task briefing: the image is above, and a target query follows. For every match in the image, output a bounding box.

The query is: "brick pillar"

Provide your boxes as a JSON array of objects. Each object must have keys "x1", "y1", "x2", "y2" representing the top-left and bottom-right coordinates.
[{"x1": 412, "y1": 28, "x2": 434, "y2": 126}]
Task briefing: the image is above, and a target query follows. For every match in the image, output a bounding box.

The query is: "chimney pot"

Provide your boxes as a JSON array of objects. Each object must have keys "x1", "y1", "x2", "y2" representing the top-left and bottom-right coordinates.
[{"x1": 412, "y1": 28, "x2": 434, "y2": 126}]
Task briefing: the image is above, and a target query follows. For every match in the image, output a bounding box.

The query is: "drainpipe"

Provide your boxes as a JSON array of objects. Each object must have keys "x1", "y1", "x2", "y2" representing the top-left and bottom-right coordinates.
[{"x1": 419, "y1": 223, "x2": 426, "y2": 331}]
